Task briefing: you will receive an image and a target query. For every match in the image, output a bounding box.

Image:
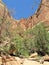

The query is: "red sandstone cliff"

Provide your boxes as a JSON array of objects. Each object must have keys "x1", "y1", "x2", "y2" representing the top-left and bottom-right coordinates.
[{"x1": 0, "y1": 0, "x2": 49, "y2": 31}]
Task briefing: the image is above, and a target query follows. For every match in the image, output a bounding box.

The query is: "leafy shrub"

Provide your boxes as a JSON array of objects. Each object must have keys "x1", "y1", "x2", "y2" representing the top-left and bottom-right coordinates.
[{"x1": 32, "y1": 22, "x2": 49, "y2": 55}]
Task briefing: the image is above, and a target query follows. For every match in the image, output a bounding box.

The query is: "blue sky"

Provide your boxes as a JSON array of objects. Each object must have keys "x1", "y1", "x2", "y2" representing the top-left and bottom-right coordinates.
[{"x1": 2, "y1": 0, "x2": 41, "y2": 20}]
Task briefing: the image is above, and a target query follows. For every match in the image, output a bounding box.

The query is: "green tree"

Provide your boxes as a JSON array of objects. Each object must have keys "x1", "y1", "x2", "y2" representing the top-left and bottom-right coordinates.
[{"x1": 33, "y1": 22, "x2": 49, "y2": 55}]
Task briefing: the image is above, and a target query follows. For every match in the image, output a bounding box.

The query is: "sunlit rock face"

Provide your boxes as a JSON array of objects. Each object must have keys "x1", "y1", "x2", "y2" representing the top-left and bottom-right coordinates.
[
  {"x1": 0, "y1": 1, "x2": 18, "y2": 35},
  {"x1": 42, "y1": 0, "x2": 49, "y2": 5},
  {"x1": 26, "y1": 0, "x2": 49, "y2": 28},
  {"x1": 0, "y1": 2, "x2": 5, "y2": 16},
  {"x1": 14, "y1": 0, "x2": 49, "y2": 30},
  {"x1": 0, "y1": 1, "x2": 11, "y2": 20},
  {"x1": 0, "y1": 0, "x2": 2, "y2": 1},
  {"x1": 37, "y1": 0, "x2": 49, "y2": 26}
]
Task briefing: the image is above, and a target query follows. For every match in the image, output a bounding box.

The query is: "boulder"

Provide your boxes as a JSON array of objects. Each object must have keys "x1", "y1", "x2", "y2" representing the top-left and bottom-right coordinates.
[
  {"x1": 29, "y1": 52, "x2": 38, "y2": 58},
  {"x1": 39, "y1": 55, "x2": 49, "y2": 64},
  {"x1": 42, "y1": 55, "x2": 49, "y2": 61}
]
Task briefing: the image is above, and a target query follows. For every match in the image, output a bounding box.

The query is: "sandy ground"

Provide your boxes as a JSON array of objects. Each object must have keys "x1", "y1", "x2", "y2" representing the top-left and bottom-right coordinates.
[{"x1": 23, "y1": 59, "x2": 49, "y2": 65}]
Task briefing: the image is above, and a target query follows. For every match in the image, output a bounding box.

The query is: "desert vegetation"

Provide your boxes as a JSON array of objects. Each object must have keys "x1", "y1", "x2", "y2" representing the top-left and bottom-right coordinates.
[
  {"x1": 0, "y1": 0, "x2": 49, "y2": 58},
  {"x1": 0, "y1": 15, "x2": 49, "y2": 58}
]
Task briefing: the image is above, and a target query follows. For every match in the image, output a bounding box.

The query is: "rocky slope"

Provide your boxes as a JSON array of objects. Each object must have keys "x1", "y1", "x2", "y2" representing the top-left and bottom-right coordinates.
[{"x1": 0, "y1": 0, "x2": 18, "y2": 39}]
